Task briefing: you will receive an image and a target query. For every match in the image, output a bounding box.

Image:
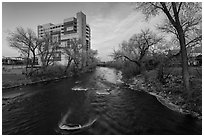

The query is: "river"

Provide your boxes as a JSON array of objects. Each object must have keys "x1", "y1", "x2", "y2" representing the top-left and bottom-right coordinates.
[{"x1": 2, "y1": 67, "x2": 202, "y2": 135}]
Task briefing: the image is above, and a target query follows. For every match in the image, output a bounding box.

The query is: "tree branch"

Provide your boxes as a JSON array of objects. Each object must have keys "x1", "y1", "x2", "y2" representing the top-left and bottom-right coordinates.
[
  {"x1": 160, "y1": 2, "x2": 177, "y2": 27},
  {"x1": 172, "y1": 2, "x2": 180, "y2": 24},
  {"x1": 150, "y1": 2, "x2": 164, "y2": 10},
  {"x1": 123, "y1": 55, "x2": 141, "y2": 67},
  {"x1": 177, "y1": 2, "x2": 182, "y2": 14},
  {"x1": 186, "y1": 35, "x2": 202, "y2": 47}
]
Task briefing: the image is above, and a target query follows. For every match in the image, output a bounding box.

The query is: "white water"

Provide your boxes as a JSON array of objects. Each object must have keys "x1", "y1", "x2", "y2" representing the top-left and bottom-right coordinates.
[{"x1": 58, "y1": 109, "x2": 97, "y2": 131}]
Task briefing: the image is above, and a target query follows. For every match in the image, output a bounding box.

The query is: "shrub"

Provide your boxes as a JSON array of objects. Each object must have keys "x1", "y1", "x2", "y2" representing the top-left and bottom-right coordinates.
[
  {"x1": 31, "y1": 65, "x2": 66, "y2": 79},
  {"x1": 121, "y1": 62, "x2": 140, "y2": 78},
  {"x1": 105, "y1": 61, "x2": 123, "y2": 70}
]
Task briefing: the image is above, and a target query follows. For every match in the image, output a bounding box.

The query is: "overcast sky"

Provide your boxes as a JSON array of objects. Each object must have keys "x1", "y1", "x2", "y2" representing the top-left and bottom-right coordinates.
[{"x1": 2, "y1": 2, "x2": 164, "y2": 61}]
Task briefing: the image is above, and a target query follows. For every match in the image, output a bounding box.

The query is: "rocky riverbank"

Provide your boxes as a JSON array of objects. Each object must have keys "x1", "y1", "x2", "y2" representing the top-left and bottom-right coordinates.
[{"x1": 124, "y1": 74, "x2": 202, "y2": 120}]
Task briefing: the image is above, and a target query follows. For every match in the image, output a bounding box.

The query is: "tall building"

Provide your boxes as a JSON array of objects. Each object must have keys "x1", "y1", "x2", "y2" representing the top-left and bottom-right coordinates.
[{"x1": 37, "y1": 11, "x2": 91, "y2": 66}]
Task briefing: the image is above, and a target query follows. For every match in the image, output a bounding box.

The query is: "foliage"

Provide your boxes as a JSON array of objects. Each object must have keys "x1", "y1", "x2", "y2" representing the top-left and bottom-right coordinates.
[
  {"x1": 112, "y1": 29, "x2": 162, "y2": 74},
  {"x1": 136, "y1": 2, "x2": 202, "y2": 52},
  {"x1": 87, "y1": 49, "x2": 98, "y2": 65},
  {"x1": 62, "y1": 38, "x2": 83, "y2": 73},
  {"x1": 7, "y1": 26, "x2": 98, "y2": 79},
  {"x1": 62, "y1": 38, "x2": 98, "y2": 74},
  {"x1": 121, "y1": 62, "x2": 140, "y2": 78},
  {"x1": 136, "y1": 2, "x2": 202, "y2": 95},
  {"x1": 105, "y1": 60, "x2": 123, "y2": 70},
  {"x1": 143, "y1": 66, "x2": 202, "y2": 116},
  {"x1": 7, "y1": 27, "x2": 39, "y2": 75},
  {"x1": 37, "y1": 32, "x2": 60, "y2": 69},
  {"x1": 31, "y1": 65, "x2": 66, "y2": 80}
]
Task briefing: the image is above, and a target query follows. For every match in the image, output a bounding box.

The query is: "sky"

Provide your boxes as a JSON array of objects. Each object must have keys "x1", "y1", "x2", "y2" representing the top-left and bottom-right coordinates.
[{"x1": 2, "y1": 2, "x2": 165, "y2": 61}]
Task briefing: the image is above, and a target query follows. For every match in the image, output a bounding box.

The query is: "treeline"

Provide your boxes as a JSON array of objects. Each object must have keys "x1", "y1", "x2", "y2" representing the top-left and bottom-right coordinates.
[
  {"x1": 107, "y1": 29, "x2": 166, "y2": 78},
  {"x1": 107, "y1": 2, "x2": 202, "y2": 97},
  {"x1": 7, "y1": 27, "x2": 98, "y2": 79}
]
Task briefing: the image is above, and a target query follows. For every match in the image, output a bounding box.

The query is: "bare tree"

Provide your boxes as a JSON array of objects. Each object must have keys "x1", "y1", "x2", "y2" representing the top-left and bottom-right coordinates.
[
  {"x1": 7, "y1": 27, "x2": 38, "y2": 75},
  {"x1": 158, "y1": 3, "x2": 202, "y2": 50},
  {"x1": 87, "y1": 49, "x2": 98, "y2": 65},
  {"x1": 62, "y1": 38, "x2": 83, "y2": 74},
  {"x1": 113, "y1": 29, "x2": 162, "y2": 73},
  {"x1": 37, "y1": 32, "x2": 60, "y2": 70},
  {"x1": 136, "y1": 2, "x2": 202, "y2": 95}
]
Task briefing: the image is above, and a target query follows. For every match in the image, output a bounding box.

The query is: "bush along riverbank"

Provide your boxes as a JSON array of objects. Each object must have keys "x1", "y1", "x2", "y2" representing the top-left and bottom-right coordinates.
[
  {"x1": 2, "y1": 65, "x2": 97, "y2": 90},
  {"x1": 123, "y1": 71, "x2": 202, "y2": 120}
]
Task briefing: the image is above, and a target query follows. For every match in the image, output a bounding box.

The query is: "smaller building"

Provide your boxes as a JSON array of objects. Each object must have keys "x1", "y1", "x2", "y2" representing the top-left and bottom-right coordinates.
[
  {"x1": 2, "y1": 56, "x2": 38, "y2": 65},
  {"x1": 2, "y1": 56, "x2": 24, "y2": 65},
  {"x1": 188, "y1": 46, "x2": 202, "y2": 66},
  {"x1": 166, "y1": 45, "x2": 202, "y2": 67}
]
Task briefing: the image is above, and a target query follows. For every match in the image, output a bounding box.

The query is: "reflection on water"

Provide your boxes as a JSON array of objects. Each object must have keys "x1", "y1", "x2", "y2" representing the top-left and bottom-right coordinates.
[
  {"x1": 94, "y1": 67, "x2": 123, "y2": 84},
  {"x1": 2, "y1": 67, "x2": 202, "y2": 135}
]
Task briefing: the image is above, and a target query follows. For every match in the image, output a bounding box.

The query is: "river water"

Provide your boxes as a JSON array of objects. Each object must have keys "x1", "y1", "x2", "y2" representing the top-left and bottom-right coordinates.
[{"x1": 2, "y1": 67, "x2": 202, "y2": 135}]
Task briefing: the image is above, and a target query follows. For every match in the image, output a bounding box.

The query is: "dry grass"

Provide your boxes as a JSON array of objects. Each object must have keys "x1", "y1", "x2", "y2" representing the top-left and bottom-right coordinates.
[
  {"x1": 164, "y1": 66, "x2": 202, "y2": 78},
  {"x1": 2, "y1": 68, "x2": 30, "y2": 88},
  {"x1": 144, "y1": 66, "x2": 202, "y2": 116}
]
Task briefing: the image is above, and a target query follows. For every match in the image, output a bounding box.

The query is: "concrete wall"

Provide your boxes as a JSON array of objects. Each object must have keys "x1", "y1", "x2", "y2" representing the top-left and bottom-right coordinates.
[{"x1": 77, "y1": 12, "x2": 86, "y2": 48}]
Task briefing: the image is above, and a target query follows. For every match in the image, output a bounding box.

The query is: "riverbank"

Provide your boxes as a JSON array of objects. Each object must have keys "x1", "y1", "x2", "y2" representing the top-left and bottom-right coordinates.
[
  {"x1": 3, "y1": 66, "x2": 201, "y2": 135},
  {"x1": 3, "y1": 65, "x2": 202, "y2": 120},
  {"x1": 124, "y1": 71, "x2": 202, "y2": 120},
  {"x1": 2, "y1": 68, "x2": 69, "y2": 89},
  {"x1": 2, "y1": 74, "x2": 69, "y2": 89},
  {"x1": 2, "y1": 65, "x2": 96, "y2": 90}
]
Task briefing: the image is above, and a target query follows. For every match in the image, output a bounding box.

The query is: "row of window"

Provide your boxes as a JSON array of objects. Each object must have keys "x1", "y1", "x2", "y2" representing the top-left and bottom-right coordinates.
[
  {"x1": 40, "y1": 26, "x2": 89, "y2": 32},
  {"x1": 50, "y1": 25, "x2": 64, "y2": 29},
  {"x1": 39, "y1": 25, "x2": 79, "y2": 34},
  {"x1": 39, "y1": 31, "x2": 89, "y2": 38},
  {"x1": 66, "y1": 26, "x2": 74, "y2": 31},
  {"x1": 39, "y1": 27, "x2": 63, "y2": 33},
  {"x1": 39, "y1": 25, "x2": 89, "y2": 33}
]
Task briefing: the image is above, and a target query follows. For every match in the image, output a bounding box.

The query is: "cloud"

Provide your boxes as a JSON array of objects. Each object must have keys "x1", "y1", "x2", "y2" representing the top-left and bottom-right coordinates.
[
  {"x1": 89, "y1": 10, "x2": 146, "y2": 61},
  {"x1": 2, "y1": 2, "x2": 164, "y2": 61},
  {"x1": 89, "y1": 3, "x2": 165, "y2": 61}
]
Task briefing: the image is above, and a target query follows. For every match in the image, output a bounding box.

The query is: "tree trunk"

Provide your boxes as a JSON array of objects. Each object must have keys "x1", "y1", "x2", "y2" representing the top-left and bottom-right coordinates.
[
  {"x1": 32, "y1": 53, "x2": 36, "y2": 67},
  {"x1": 161, "y1": 2, "x2": 191, "y2": 96},
  {"x1": 139, "y1": 61, "x2": 146, "y2": 74},
  {"x1": 25, "y1": 57, "x2": 28, "y2": 75},
  {"x1": 177, "y1": 27, "x2": 191, "y2": 95},
  {"x1": 64, "y1": 59, "x2": 72, "y2": 74},
  {"x1": 30, "y1": 53, "x2": 35, "y2": 75},
  {"x1": 157, "y1": 63, "x2": 165, "y2": 84},
  {"x1": 25, "y1": 51, "x2": 30, "y2": 76},
  {"x1": 28, "y1": 50, "x2": 36, "y2": 76}
]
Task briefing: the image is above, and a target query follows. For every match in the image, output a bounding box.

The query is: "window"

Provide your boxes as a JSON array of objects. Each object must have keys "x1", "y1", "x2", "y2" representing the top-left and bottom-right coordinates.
[
  {"x1": 52, "y1": 34, "x2": 59, "y2": 43},
  {"x1": 66, "y1": 26, "x2": 73, "y2": 31}
]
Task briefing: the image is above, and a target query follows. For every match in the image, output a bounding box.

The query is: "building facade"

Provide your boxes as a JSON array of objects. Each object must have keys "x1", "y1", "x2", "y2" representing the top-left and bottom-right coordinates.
[{"x1": 37, "y1": 11, "x2": 91, "y2": 66}]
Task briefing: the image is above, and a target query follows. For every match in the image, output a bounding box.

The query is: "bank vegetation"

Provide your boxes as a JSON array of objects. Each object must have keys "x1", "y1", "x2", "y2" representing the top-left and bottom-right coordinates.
[
  {"x1": 107, "y1": 2, "x2": 202, "y2": 118},
  {"x1": 4, "y1": 28, "x2": 98, "y2": 88}
]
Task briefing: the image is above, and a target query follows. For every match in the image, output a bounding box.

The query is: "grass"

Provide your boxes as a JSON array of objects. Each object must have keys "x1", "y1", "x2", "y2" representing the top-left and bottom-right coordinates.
[
  {"x1": 164, "y1": 66, "x2": 202, "y2": 78},
  {"x1": 2, "y1": 66, "x2": 30, "y2": 87},
  {"x1": 144, "y1": 66, "x2": 202, "y2": 117},
  {"x1": 2, "y1": 65, "x2": 64, "y2": 88},
  {"x1": 2, "y1": 64, "x2": 97, "y2": 88},
  {"x1": 2, "y1": 74, "x2": 30, "y2": 87},
  {"x1": 2, "y1": 66, "x2": 24, "y2": 74}
]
